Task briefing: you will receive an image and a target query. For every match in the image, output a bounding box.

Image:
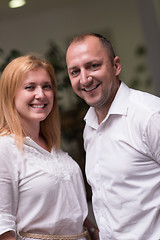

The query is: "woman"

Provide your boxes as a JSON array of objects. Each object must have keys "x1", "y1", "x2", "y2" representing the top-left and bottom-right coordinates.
[{"x1": 0, "y1": 55, "x2": 98, "y2": 240}]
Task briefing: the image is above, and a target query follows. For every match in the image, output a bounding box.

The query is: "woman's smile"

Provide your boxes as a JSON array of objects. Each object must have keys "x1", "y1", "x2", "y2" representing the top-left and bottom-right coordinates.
[{"x1": 14, "y1": 68, "x2": 54, "y2": 128}]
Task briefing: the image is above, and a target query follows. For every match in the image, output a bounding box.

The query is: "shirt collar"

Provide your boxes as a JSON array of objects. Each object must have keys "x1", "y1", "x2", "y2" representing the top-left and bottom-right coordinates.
[
  {"x1": 108, "y1": 81, "x2": 130, "y2": 116},
  {"x1": 84, "y1": 81, "x2": 131, "y2": 128}
]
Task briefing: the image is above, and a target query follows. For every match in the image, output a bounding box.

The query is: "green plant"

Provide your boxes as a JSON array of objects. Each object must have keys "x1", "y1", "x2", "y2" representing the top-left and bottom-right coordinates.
[{"x1": 130, "y1": 45, "x2": 152, "y2": 91}]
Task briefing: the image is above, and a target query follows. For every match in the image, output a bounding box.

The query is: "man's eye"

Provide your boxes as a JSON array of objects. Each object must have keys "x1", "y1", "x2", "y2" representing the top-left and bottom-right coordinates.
[
  {"x1": 91, "y1": 64, "x2": 100, "y2": 69},
  {"x1": 71, "y1": 70, "x2": 79, "y2": 76}
]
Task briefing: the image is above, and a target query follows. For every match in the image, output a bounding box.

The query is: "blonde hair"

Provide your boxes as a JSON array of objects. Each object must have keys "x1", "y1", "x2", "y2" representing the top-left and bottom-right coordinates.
[{"x1": 0, "y1": 54, "x2": 60, "y2": 151}]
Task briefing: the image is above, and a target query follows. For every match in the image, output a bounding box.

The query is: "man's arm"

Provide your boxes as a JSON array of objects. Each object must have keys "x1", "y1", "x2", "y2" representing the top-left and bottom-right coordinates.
[{"x1": 84, "y1": 218, "x2": 99, "y2": 240}]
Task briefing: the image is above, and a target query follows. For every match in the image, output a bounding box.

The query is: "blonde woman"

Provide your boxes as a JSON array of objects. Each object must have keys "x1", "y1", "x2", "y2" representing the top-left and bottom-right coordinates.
[{"x1": 0, "y1": 55, "x2": 98, "y2": 240}]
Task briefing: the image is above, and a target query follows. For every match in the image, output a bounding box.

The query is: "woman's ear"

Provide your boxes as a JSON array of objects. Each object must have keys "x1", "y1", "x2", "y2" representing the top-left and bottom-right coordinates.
[{"x1": 114, "y1": 56, "x2": 121, "y2": 76}]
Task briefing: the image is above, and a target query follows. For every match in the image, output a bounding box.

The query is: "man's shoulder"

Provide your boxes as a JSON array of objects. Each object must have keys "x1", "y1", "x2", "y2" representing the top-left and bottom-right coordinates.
[{"x1": 129, "y1": 88, "x2": 160, "y2": 111}]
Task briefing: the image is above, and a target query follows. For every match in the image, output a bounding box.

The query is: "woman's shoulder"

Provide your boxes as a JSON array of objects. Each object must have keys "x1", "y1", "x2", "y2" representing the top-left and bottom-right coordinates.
[
  {"x1": 0, "y1": 134, "x2": 13, "y2": 144},
  {"x1": 0, "y1": 135, "x2": 15, "y2": 163},
  {"x1": 0, "y1": 134, "x2": 16, "y2": 153}
]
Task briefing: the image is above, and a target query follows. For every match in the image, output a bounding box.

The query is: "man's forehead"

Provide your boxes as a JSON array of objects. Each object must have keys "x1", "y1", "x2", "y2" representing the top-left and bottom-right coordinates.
[
  {"x1": 69, "y1": 36, "x2": 100, "y2": 49},
  {"x1": 67, "y1": 38, "x2": 104, "y2": 61}
]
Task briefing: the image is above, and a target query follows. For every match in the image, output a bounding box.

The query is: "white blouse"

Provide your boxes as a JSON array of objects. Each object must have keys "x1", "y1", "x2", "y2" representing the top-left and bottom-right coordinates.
[{"x1": 0, "y1": 135, "x2": 88, "y2": 239}]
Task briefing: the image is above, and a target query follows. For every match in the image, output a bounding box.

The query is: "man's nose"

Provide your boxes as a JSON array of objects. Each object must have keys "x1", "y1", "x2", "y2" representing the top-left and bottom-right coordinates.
[{"x1": 80, "y1": 70, "x2": 92, "y2": 85}]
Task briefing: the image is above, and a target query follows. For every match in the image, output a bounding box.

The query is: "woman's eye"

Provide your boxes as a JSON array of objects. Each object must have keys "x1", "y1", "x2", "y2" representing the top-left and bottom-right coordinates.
[
  {"x1": 25, "y1": 86, "x2": 34, "y2": 90},
  {"x1": 43, "y1": 85, "x2": 52, "y2": 90}
]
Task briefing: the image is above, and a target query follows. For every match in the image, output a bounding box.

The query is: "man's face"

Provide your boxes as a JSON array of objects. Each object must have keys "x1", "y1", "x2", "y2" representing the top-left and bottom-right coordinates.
[{"x1": 66, "y1": 36, "x2": 121, "y2": 115}]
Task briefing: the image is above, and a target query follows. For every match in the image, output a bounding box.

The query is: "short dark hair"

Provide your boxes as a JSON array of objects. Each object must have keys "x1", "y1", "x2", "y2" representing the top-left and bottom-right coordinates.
[{"x1": 68, "y1": 32, "x2": 116, "y2": 62}]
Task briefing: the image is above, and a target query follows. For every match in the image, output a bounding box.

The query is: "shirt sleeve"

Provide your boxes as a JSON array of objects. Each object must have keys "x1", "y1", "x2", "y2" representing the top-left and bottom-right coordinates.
[
  {"x1": 145, "y1": 111, "x2": 160, "y2": 164},
  {"x1": 0, "y1": 149, "x2": 18, "y2": 235}
]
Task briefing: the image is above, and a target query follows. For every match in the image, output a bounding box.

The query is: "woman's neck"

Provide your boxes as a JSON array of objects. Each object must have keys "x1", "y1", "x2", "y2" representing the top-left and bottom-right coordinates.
[
  {"x1": 31, "y1": 135, "x2": 49, "y2": 151},
  {"x1": 23, "y1": 123, "x2": 49, "y2": 151}
]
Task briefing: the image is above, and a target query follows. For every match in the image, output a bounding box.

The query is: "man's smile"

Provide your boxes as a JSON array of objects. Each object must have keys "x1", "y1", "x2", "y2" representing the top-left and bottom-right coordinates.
[{"x1": 82, "y1": 83, "x2": 100, "y2": 92}]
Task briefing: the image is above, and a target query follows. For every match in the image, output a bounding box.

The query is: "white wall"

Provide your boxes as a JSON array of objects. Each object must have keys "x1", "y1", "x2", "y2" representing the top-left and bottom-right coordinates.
[
  {"x1": 1, "y1": 0, "x2": 160, "y2": 95},
  {"x1": 0, "y1": 0, "x2": 144, "y2": 84}
]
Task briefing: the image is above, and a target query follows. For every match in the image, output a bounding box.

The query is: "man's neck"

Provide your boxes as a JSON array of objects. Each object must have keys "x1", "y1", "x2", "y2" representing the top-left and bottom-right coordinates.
[{"x1": 95, "y1": 106, "x2": 110, "y2": 124}]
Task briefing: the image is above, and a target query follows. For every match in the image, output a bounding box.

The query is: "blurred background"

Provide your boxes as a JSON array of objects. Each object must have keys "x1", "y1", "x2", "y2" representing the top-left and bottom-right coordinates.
[{"x1": 0, "y1": 0, "x2": 160, "y2": 222}]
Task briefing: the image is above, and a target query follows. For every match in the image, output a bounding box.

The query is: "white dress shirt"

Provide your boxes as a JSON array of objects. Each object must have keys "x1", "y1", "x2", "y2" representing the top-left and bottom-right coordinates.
[
  {"x1": 0, "y1": 135, "x2": 88, "y2": 240},
  {"x1": 84, "y1": 82, "x2": 160, "y2": 240}
]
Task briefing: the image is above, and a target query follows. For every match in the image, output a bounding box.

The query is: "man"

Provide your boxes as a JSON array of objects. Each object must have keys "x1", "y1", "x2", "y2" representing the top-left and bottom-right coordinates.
[{"x1": 66, "y1": 33, "x2": 160, "y2": 240}]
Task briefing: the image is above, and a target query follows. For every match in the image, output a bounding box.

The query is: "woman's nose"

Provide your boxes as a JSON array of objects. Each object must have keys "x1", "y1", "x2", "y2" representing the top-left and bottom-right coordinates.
[{"x1": 35, "y1": 87, "x2": 45, "y2": 98}]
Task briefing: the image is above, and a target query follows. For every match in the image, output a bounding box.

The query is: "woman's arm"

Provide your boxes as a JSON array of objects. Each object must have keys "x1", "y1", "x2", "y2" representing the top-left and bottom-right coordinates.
[
  {"x1": 0, "y1": 143, "x2": 18, "y2": 239},
  {"x1": 0, "y1": 232, "x2": 16, "y2": 240}
]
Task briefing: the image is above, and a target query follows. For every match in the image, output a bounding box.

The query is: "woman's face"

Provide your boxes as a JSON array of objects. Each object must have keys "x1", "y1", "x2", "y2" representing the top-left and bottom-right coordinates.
[{"x1": 14, "y1": 67, "x2": 54, "y2": 129}]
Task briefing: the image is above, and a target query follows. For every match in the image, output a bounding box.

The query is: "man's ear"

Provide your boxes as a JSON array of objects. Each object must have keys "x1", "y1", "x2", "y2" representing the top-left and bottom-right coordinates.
[{"x1": 114, "y1": 56, "x2": 121, "y2": 76}]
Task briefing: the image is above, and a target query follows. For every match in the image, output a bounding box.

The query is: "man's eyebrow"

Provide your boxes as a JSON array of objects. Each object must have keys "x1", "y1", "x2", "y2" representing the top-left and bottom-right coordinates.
[
  {"x1": 68, "y1": 60, "x2": 100, "y2": 71},
  {"x1": 85, "y1": 61, "x2": 98, "y2": 65},
  {"x1": 68, "y1": 66, "x2": 78, "y2": 71}
]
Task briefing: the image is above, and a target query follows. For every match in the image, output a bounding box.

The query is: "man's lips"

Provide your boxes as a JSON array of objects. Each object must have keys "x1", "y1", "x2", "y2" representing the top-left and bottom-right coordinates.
[{"x1": 82, "y1": 83, "x2": 100, "y2": 92}]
